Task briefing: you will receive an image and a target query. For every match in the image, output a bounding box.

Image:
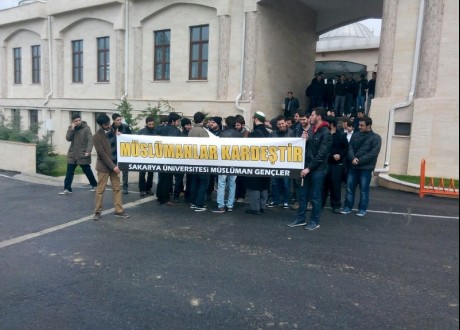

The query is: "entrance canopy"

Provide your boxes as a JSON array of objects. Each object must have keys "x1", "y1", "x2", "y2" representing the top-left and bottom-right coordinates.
[{"x1": 315, "y1": 61, "x2": 367, "y2": 78}]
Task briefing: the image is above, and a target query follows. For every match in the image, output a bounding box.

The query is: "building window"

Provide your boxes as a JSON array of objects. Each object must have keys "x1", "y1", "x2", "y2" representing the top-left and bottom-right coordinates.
[
  {"x1": 395, "y1": 122, "x2": 411, "y2": 136},
  {"x1": 31, "y1": 45, "x2": 41, "y2": 84},
  {"x1": 154, "y1": 30, "x2": 171, "y2": 81},
  {"x1": 97, "y1": 37, "x2": 110, "y2": 82},
  {"x1": 13, "y1": 48, "x2": 22, "y2": 84},
  {"x1": 189, "y1": 25, "x2": 209, "y2": 80},
  {"x1": 72, "y1": 40, "x2": 83, "y2": 83},
  {"x1": 29, "y1": 109, "x2": 38, "y2": 133},
  {"x1": 11, "y1": 109, "x2": 21, "y2": 130}
]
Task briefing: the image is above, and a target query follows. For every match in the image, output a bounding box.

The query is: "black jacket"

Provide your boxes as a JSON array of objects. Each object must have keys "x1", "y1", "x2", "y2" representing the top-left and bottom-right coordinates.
[
  {"x1": 335, "y1": 81, "x2": 348, "y2": 96},
  {"x1": 271, "y1": 128, "x2": 294, "y2": 138},
  {"x1": 156, "y1": 124, "x2": 181, "y2": 137},
  {"x1": 220, "y1": 128, "x2": 243, "y2": 138},
  {"x1": 112, "y1": 123, "x2": 132, "y2": 135},
  {"x1": 328, "y1": 131, "x2": 348, "y2": 165},
  {"x1": 246, "y1": 124, "x2": 271, "y2": 190},
  {"x1": 348, "y1": 130, "x2": 382, "y2": 171},
  {"x1": 137, "y1": 127, "x2": 156, "y2": 136},
  {"x1": 304, "y1": 123, "x2": 332, "y2": 172}
]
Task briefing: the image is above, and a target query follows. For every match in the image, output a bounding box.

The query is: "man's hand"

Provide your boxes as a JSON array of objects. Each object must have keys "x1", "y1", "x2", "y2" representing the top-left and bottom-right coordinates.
[
  {"x1": 301, "y1": 168, "x2": 310, "y2": 178},
  {"x1": 352, "y1": 158, "x2": 359, "y2": 165},
  {"x1": 333, "y1": 154, "x2": 341, "y2": 161},
  {"x1": 114, "y1": 166, "x2": 121, "y2": 175},
  {"x1": 302, "y1": 131, "x2": 308, "y2": 140}
]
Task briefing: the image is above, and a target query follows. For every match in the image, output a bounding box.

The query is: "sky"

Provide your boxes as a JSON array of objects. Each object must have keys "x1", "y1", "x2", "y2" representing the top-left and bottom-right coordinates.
[
  {"x1": 0, "y1": 0, "x2": 18, "y2": 10},
  {"x1": 0, "y1": 0, "x2": 382, "y2": 36}
]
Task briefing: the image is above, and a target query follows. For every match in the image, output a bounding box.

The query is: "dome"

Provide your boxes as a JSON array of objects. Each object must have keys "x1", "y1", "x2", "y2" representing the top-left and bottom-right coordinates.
[{"x1": 320, "y1": 23, "x2": 375, "y2": 40}]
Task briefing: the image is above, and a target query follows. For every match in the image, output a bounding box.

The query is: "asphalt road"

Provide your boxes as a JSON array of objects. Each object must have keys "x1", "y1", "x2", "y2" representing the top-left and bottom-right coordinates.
[{"x1": 0, "y1": 173, "x2": 458, "y2": 329}]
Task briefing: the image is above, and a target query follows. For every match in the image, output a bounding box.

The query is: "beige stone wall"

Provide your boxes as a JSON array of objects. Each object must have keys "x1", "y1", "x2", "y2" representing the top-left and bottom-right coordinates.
[
  {"x1": 252, "y1": 0, "x2": 316, "y2": 120},
  {"x1": 0, "y1": 140, "x2": 36, "y2": 174}
]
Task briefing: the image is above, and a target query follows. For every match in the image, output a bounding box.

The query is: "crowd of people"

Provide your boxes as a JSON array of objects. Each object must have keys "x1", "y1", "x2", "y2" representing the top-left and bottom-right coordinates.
[{"x1": 59, "y1": 92, "x2": 382, "y2": 231}]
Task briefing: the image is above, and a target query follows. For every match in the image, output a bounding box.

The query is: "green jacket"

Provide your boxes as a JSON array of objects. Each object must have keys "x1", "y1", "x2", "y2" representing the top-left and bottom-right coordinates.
[{"x1": 66, "y1": 121, "x2": 93, "y2": 165}]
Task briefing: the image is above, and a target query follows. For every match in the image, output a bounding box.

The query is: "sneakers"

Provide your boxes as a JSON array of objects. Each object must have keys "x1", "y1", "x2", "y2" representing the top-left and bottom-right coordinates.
[
  {"x1": 59, "y1": 189, "x2": 72, "y2": 195},
  {"x1": 340, "y1": 207, "x2": 352, "y2": 215},
  {"x1": 267, "y1": 202, "x2": 279, "y2": 208},
  {"x1": 332, "y1": 208, "x2": 341, "y2": 214},
  {"x1": 90, "y1": 186, "x2": 97, "y2": 192},
  {"x1": 245, "y1": 210, "x2": 262, "y2": 215},
  {"x1": 194, "y1": 207, "x2": 207, "y2": 212},
  {"x1": 123, "y1": 189, "x2": 129, "y2": 195},
  {"x1": 305, "y1": 222, "x2": 320, "y2": 231},
  {"x1": 283, "y1": 203, "x2": 290, "y2": 209},
  {"x1": 140, "y1": 191, "x2": 146, "y2": 197},
  {"x1": 146, "y1": 190, "x2": 154, "y2": 195},
  {"x1": 356, "y1": 210, "x2": 366, "y2": 217},
  {"x1": 115, "y1": 212, "x2": 130, "y2": 218},
  {"x1": 227, "y1": 208, "x2": 233, "y2": 212},
  {"x1": 236, "y1": 198, "x2": 245, "y2": 203},
  {"x1": 291, "y1": 202, "x2": 299, "y2": 210},
  {"x1": 211, "y1": 207, "x2": 226, "y2": 214},
  {"x1": 172, "y1": 197, "x2": 180, "y2": 203},
  {"x1": 92, "y1": 212, "x2": 101, "y2": 221},
  {"x1": 287, "y1": 220, "x2": 307, "y2": 228}
]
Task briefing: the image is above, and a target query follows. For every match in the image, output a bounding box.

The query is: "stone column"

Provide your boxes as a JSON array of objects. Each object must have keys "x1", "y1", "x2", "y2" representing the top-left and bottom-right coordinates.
[
  {"x1": 41, "y1": 39, "x2": 50, "y2": 99},
  {"x1": 217, "y1": 15, "x2": 231, "y2": 100},
  {"x1": 133, "y1": 27, "x2": 143, "y2": 100},
  {"x1": 376, "y1": 0, "x2": 398, "y2": 98},
  {"x1": 55, "y1": 39, "x2": 64, "y2": 98},
  {"x1": 242, "y1": 11, "x2": 259, "y2": 101},
  {"x1": 0, "y1": 46, "x2": 6, "y2": 98},
  {"x1": 115, "y1": 29, "x2": 125, "y2": 98},
  {"x1": 416, "y1": 0, "x2": 445, "y2": 98}
]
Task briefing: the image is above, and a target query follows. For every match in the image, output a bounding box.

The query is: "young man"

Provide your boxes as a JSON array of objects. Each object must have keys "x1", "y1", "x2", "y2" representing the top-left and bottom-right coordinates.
[
  {"x1": 366, "y1": 72, "x2": 377, "y2": 114},
  {"x1": 59, "y1": 113, "x2": 98, "y2": 195},
  {"x1": 137, "y1": 117, "x2": 156, "y2": 197},
  {"x1": 188, "y1": 112, "x2": 211, "y2": 212},
  {"x1": 288, "y1": 107, "x2": 332, "y2": 230},
  {"x1": 212, "y1": 116, "x2": 243, "y2": 213},
  {"x1": 356, "y1": 74, "x2": 369, "y2": 111},
  {"x1": 155, "y1": 112, "x2": 182, "y2": 205},
  {"x1": 245, "y1": 111, "x2": 271, "y2": 215},
  {"x1": 341, "y1": 117, "x2": 382, "y2": 217},
  {"x1": 322, "y1": 117, "x2": 348, "y2": 214},
  {"x1": 284, "y1": 91, "x2": 300, "y2": 118},
  {"x1": 92, "y1": 114, "x2": 129, "y2": 220},
  {"x1": 268, "y1": 115, "x2": 294, "y2": 209},
  {"x1": 112, "y1": 113, "x2": 133, "y2": 194}
]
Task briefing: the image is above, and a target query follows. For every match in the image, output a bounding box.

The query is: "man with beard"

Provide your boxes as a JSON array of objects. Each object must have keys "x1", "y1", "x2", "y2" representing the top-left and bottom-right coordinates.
[
  {"x1": 59, "y1": 113, "x2": 98, "y2": 195},
  {"x1": 92, "y1": 114, "x2": 130, "y2": 220},
  {"x1": 245, "y1": 111, "x2": 271, "y2": 215},
  {"x1": 288, "y1": 107, "x2": 331, "y2": 230},
  {"x1": 137, "y1": 117, "x2": 156, "y2": 197}
]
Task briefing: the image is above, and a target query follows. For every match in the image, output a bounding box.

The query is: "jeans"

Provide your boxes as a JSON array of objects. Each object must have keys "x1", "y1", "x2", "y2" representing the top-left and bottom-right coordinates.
[
  {"x1": 217, "y1": 175, "x2": 237, "y2": 209},
  {"x1": 248, "y1": 189, "x2": 268, "y2": 212},
  {"x1": 189, "y1": 174, "x2": 210, "y2": 208},
  {"x1": 344, "y1": 168, "x2": 372, "y2": 212},
  {"x1": 295, "y1": 169, "x2": 327, "y2": 224},
  {"x1": 356, "y1": 95, "x2": 366, "y2": 110},
  {"x1": 334, "y1": 95, "x2": 346, "y2": 117},
  {"x1": 271, "y1": 177, "x2": 291, "y2": 205},
  {"x1": 64, "y1": 163, "x2": 97, "y2": 191}
]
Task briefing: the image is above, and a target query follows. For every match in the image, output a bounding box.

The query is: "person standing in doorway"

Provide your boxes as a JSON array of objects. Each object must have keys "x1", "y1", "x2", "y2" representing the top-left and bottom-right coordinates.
[
  {"x1": 59, "y1": 113, "x2": 98, "y2": 195},
  {"x1": 366, "y1": 72, "x2": 377, "y2": 114},
  {"x1": 112, "y1": 113, "x2": 133, "y2": 194}
]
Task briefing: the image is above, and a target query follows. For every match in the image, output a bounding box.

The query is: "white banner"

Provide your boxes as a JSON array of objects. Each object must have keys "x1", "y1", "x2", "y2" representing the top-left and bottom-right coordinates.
[{"x1": 117, "y1": 135, "x2": 305, "y2": 178}]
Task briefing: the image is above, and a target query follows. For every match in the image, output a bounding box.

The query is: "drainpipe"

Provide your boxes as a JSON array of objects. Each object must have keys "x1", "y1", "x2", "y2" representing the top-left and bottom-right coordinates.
[
  {"x1": 121, "y1": 0, "x2": 129, "y2": 100},
  {"x1": 43, "y1": 14, "x2": 52, "y2": 107},
  {"x1": 235, "y1": 12, "x2": 247, "y2": 123},
  {"x1": 375, "y1": 0, "x2": 425, "y2": 174}
]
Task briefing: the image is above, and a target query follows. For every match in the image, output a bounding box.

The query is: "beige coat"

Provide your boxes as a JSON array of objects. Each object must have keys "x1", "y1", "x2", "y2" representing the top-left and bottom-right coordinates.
[{"x1": 66, "y1": 122, "x2": 93, "y2": 165}]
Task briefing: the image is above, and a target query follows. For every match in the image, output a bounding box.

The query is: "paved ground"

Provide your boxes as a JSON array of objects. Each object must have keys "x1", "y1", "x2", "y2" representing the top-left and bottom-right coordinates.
[{"x1": 0, "y1": 172, "x2": 458, "y2": 329}]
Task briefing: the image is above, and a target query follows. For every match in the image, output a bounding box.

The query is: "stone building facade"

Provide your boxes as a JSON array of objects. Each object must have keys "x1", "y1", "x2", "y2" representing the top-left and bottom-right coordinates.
[{"x1": 0, "y1": 0, "x2": 458, "y2": 179}]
